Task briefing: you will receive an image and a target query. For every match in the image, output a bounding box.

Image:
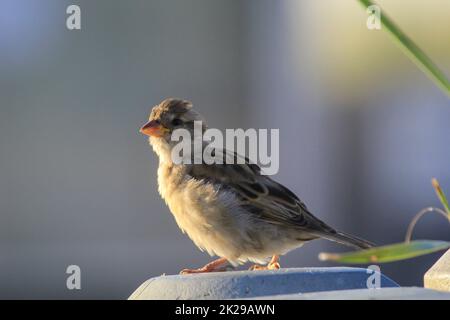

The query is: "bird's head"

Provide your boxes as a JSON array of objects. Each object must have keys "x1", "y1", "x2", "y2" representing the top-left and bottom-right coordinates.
[{"x1": 140, "y1": 98, "x2": 205, "y2": 160}]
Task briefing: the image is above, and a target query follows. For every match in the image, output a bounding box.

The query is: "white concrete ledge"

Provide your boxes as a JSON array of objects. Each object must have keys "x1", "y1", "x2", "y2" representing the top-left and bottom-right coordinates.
[
  {"x1": 129, "y1": 267, "x2": 398, "y2": 300},
  {"x1": 252, "y1": 287, "x2": 450, "y2": 300}
]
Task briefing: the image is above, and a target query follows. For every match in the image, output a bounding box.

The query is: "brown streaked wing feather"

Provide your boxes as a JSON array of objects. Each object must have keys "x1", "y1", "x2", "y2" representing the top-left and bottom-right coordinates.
[{"x1": 185, "y1": 149, "x2": 336, "y2": 236}]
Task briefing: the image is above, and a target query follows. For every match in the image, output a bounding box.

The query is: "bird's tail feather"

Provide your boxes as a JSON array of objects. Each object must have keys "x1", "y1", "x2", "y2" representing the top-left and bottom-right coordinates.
[{"x1": 320, "y1": 231, "x2": 374, "y2": 250}]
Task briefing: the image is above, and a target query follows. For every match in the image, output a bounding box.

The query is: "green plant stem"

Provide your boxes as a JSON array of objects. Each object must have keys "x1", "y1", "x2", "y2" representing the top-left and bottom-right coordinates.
[
  {"x1": 432, "y1": 178, "x2": 450, "y2": 215},
  {"x1": 404, "y1": 207, "x2": 450, "y2": 242},
  {"x1": 359, "y1": 0, "x2": 450, "y2": 97}
]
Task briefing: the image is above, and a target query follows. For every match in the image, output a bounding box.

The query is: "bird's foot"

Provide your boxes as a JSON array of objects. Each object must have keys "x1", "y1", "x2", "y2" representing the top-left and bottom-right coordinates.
[
  {"x1": 249, "y1": 255, "x2": 280, "y2": 271},
  {"x1": 249, "y1": 262, "x2": 280, "y2": 271},
  {"x1": 180, "y1": 257, "x2": 230, "y2": 275}
]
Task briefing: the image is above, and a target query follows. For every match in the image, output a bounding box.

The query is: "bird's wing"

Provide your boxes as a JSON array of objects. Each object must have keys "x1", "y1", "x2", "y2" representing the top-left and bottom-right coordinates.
[{"x1": 185, "y1": 148, "x2": 336, "y2": 237}]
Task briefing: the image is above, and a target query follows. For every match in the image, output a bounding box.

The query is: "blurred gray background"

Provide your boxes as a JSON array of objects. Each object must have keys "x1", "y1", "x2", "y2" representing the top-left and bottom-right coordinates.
[{"x1": 1, "y1": 0, "x2": 449, "y2": 299}]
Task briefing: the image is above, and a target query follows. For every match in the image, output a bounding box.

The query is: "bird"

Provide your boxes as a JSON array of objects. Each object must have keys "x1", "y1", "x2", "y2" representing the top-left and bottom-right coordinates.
[{"x1": 140, "y1": 98, "x2": 374, "y2": 274}]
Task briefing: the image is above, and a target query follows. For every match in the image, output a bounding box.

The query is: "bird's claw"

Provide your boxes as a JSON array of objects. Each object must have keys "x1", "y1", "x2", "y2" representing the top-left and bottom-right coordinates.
[
  {"x1": 179, "y1": 268, "x2": 208, "y2": 275},
  {"x1": 179, "y1": 258, "x2": 231, "y2": 275},
  {"x1": 249, "y1": 255, "x2": 281, "y2": 271},
  {"x1": 249, "y1": 261, "x2": 281, "y2": 271}
]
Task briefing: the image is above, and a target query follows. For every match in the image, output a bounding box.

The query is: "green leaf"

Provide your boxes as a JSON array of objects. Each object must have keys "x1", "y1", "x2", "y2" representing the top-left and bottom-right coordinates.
[
  {"x1": 319, "y1": 240, "x2": 450, "y2": 264},
  {"x1": 432, "y1": 178, "x2": 450, "y2": 216},
  {"x1": 358, "y1": 0, "x2": 450, "y2": 97}
]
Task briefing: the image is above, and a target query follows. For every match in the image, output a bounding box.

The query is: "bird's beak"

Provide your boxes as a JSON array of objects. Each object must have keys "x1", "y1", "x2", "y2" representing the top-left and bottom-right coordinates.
[{"x1": 140, "y1": 120, "x2": 169, "y2": 137}]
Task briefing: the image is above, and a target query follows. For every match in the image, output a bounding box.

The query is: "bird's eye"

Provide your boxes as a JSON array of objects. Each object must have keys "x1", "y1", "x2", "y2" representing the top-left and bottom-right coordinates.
[{"x1": 171, "y1": 118, "x2": 183, "y2": 126}]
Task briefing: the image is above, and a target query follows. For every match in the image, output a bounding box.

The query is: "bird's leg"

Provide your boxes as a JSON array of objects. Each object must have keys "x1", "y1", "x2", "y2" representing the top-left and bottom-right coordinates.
[
  {"x1": 180, "y1": 257, "x2": 230, "y2": 275},
  {"x1": 249, "y1": 255, "x2": 281, "y2": 271}
]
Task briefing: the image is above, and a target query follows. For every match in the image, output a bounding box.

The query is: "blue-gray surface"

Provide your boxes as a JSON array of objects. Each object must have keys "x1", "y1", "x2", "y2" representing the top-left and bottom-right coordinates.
[
  {"x1": 129, "y1": 267, "x2": 399, "y2": 300},
  {"x1": 253, "y1": 287, "x2": 450, "y2": 300}
]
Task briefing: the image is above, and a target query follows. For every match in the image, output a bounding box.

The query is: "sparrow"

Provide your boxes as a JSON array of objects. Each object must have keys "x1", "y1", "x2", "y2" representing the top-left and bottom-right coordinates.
[{"x1": 140, "y1": 98, "x2": 373, "y2": 274}]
